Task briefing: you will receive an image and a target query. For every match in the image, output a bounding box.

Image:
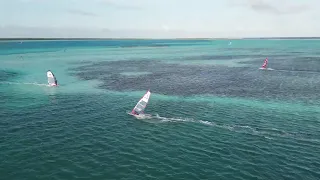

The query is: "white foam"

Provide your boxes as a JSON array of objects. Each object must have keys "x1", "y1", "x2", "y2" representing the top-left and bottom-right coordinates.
[
  {"x1": 154, "y1": 114, "x2": 195, "y2": 123},
  {"x1": 148, "y1": 114, "x2": 318, "y2": 142}
]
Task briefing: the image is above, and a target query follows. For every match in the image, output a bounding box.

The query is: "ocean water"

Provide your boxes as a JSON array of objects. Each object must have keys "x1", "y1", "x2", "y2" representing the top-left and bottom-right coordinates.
[{"x1": 1, "y1": 39, "x2": 320, "y2": 180}]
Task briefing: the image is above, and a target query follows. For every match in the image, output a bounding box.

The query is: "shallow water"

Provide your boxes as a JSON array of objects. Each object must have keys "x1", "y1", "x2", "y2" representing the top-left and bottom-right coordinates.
[{"x1": 1, "y1": 39, "x2": 320, "y2": 180}]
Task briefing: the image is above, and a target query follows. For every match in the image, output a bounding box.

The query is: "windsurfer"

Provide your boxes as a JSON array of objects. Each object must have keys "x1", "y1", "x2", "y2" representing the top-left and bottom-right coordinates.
[
  {"x1": 129, "y1": 90, "x2": 151, "y2": 118},
  {"x1": 47, "y1": 70, "x2": 58, "y2": 86},
  {"x1": 260, "y1": 58, "x2": 268, "y2": 69},
  {"x1": 134, "y1": 111, "x2": 139, "y2": 115}
]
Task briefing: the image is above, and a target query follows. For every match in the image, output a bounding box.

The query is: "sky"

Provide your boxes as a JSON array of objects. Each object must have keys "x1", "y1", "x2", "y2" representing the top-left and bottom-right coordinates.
[{"x1": 0, "y1": 0, "x2": 319, "y2": 38}]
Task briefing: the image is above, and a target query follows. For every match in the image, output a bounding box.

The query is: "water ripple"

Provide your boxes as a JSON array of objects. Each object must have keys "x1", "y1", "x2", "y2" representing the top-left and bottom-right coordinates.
[{"x1": 2, "y1": 40, "x2": 320, "y2": 180}]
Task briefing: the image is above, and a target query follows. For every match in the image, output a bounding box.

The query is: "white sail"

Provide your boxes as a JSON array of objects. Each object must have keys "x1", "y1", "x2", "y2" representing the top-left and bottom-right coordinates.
[
  {"x1": 47, "y1": 70, "x2": 58, "y2": 86},
  {"x1": 131, "y1": 90, "x2": 151, "y2": 115}
]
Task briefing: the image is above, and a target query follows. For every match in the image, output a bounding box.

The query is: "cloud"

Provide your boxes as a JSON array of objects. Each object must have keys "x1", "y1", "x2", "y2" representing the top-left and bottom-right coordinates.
[
  {"x1": 19, "y1": 0, "x2": 52, "y2": 3},
  {"x1": 0, "y1": 26, "x2": 193, "y2": 39},
  {"x1": 67, "y1": 9, "x2": 98, "y2": 17},
  {"x1": 2, "y1": 25, "x2": 320, "y2": 38},
  {"x1": 230, "y1": 0, "x2": 309, "y2": 15},
  {"x1": 95, "y1": 0, "x2": 142, "y2": 10},
  {"x1": 248, "y1": 0, "x2": 280, "y2": 13},
  {"x1": 161, "y1": 25, "x2": 170, "y2": 31}
]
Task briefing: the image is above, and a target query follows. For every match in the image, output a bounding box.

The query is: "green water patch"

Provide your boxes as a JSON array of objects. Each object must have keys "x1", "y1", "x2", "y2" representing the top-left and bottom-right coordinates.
[
  {"x1": 0, "y1": 48, "x2": 63, "y2": 56},
  {"x1": 99, "y1": 90, "x2": 320, "y2": 143},
  {"x1": 64, "y1": 45, "x2": 230, "y2": 65},
  {"x1": 64, "y1": 90, "x2": 319, "y2": 145},
  {"x1": 62, "y1": 44, "x2": 281, "y2": 68},
  {"x1": 0, "y1": 80, "x2": 105, "y2": 114},
  {"x1": 0, "y1": 78, "x2": 104, "y2": 96},
  {"x1": 103, "y1": 89, "x2": 320, "y2": 113},
  {"x1": 1, "y1": 90, "x2": 319, "y2": 180}
]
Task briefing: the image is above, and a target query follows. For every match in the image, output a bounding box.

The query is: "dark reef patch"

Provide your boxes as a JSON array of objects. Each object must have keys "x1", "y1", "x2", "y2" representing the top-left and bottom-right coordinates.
[
  {"x1": 0, "y1": 70, "x2": 20, "y2": 82},
  {"x1": 69, "y1": 57, "x2": 320, "y2": 103},
  {"x1": 179, "y1": 54, "x2": 291, "y2": 61}
]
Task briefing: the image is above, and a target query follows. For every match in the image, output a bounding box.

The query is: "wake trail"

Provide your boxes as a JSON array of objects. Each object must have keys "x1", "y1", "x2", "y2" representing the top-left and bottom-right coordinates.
[
  {"x1": 0, "y1": 81, "x2": 48, "y2": 86},
  {"x1": 274, "y1": 69, "x2": 320, "y2": 74},
  {"x1": 151, "y1": 114, "x2": 319, "y2": 142}
]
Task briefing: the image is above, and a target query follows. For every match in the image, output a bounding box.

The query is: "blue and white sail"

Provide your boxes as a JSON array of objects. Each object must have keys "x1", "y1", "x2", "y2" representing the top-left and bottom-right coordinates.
[
  {"x1": 47, "y1": 70, "x2": 58, "y2": 86},
  {"x1": 131, "y1": 90, "x2": 151, "y2": 115}
]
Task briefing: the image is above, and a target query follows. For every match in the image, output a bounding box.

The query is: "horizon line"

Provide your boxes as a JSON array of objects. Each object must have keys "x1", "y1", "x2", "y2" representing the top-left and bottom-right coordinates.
[{"x1": 1, "y1": 37, "x2": 320, "y2": 41}]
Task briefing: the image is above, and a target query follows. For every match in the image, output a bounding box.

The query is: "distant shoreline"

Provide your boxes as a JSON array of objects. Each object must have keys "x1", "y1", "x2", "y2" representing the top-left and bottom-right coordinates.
[{"x1": 1, "y1": 37, "x2": 320, "y2": 41}]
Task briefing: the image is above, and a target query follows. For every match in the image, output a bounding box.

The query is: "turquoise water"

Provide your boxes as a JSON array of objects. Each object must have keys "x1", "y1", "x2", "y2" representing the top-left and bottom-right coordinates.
[{"x1": 1, "y1": 39, "x2": 320, "y2": 179}]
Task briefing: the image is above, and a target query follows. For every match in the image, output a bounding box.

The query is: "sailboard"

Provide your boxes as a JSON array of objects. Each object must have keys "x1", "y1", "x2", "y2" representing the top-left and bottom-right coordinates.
[
  {"x1": 128, "y1": 90, "x2": 152, "y2": 119},
  {"x1": 47, "y1": 70, "x2": 58, "y2": 86},
  {"x1": 259, "y1": 58, "x2": 273, "y2": 70}
]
